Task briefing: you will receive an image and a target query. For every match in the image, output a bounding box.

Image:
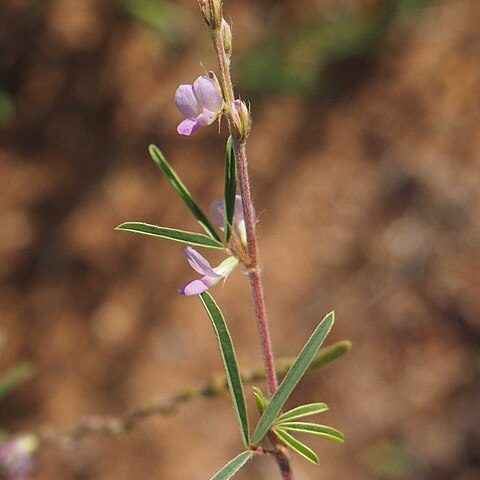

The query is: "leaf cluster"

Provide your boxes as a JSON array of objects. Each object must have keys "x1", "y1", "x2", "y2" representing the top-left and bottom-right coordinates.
[{"x1": 117, "y1": 145, "x2": 347, "y2": 479}]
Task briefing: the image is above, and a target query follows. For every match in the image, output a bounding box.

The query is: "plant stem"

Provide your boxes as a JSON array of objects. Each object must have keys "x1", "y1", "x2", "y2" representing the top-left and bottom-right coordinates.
[
  {"x1": 212, "y1": 30, "x2": 279, "y2": 398},
  {"x1": 210, "y1": 23, "x2": 293, "y2": 480}
]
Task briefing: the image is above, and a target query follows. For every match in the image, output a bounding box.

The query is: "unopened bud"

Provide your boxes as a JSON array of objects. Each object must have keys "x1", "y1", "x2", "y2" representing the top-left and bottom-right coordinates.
[
  {"x1": 230, "y1": 100, "x2": 251, "y2": 143},
  {"x1": 198, "y1": 0, "x2": 223, "y2": 30},
  {"x1": 221, "y1": 19, "x2": 232, "y2": 58}
]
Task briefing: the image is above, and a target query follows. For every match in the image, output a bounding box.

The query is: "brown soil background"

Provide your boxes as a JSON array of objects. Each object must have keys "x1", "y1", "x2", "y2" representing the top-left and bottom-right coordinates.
[{"x1": 1, "y1": 0, "x2": 479, "y2": 479}]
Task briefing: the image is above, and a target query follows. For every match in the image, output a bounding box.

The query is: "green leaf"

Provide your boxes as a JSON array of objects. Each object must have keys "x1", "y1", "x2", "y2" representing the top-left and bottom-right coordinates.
[
  {"x1": 0, "y1": 363, "x2": 35, "y2": 400},
  {"x1": 252, "y1": 387, "x2": 268, "y2": 414},
  {"x1": 210, "y1": 451, "x2": 254, "y2": 480},
  {"x1": 252, "y1": 311, "x2": 334, "y2": 445},
  {"x1": 278, "y1": 422, "x2": 344, "y2": 443},
  {"x1": 149, "y1": 144, "x2": 221, "y2": 241},
  {"x1": 116, "y1": 222, "x2": 224, "y2": 249},
  {"x1": 224, "y1": 136, "x2": 236, "y2": 243},
  {"x1": 200, "y1": 292, "x2": 250, "y2": 447},
  {"x1": 276, "y1": 402, "x2": 329, "y2": 424},
  {"x1": 307, "y1": 339, "x2": 351, "y2": 371},
  {"x1": 273, "y1": 428, "x2": 319, "y2": 464}
]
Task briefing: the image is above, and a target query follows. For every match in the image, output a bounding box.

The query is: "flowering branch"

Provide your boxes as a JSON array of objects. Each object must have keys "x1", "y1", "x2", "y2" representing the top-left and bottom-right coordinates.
[
  {"x1": 209, "y1": 5, "x2": 279, "y2": 402},
  {"x1": 36, "y1": 341, "x2": 350, "y2": 450}
]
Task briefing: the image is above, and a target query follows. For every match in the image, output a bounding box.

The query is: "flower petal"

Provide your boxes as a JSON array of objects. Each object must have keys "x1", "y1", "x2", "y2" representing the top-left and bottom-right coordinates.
[
  {"x1": 233, "y1": 195, "x2": 245, "y2": 225},
  {"x1": 213, "y1": 256, "x2": 239, "y2": 277},
  {"x1": 178, "y1": 278, "x2": 210, "y2": 295},
  {"x1": 178, "y1": 274, "x2": 221, "y2": 296},
  {"x1": 182, "y1": 247, "x2": 221, "y2": 277},
  {"x1": 209, "y1": 199, "x2": 225, "y2": 230},
  {"x1": 197, "y1": 108, "x2": 218, "y2": 126},
  {"x1": 193, "y1": 75, "x2": 223, "y2": 113},
  {"x1": 177, "y1": 117, "x2": 202, "y2": 136},
  {"x1": 175, "y1": 84, "x2": 202, "y2": 117}
]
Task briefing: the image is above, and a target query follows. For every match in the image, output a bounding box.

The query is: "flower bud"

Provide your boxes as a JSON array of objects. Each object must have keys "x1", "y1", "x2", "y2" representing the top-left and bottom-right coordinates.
[
  {"x1": 221, "y1": 19, "x2": 232, "y2": 58},
  {"x1": 229, "y1": 100, "x2": 251, "y2": 143},
  {"x1": 198, "y1": 0, "x2": 223, "y2": 30}
]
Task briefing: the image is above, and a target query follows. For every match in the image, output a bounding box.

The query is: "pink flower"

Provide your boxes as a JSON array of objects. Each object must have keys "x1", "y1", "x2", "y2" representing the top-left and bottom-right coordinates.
[
  {"x1": 209, "y1": 195, "x2": 248, "y2": 246},
  {"x1": 0, "y1": 436, "x2": 37, "y2": 480},
  {"x1": 175, "y1": 72, "x2": 223, "y2": 136},
  {"x1": 178, "y1": 247, "x2": 239, "y2": 296},
  {"x1": 178, "y1": 195, "x2": 251, "y2": 296}
]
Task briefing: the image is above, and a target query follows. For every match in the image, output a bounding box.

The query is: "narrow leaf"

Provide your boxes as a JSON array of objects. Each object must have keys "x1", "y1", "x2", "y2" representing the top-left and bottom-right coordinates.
[
  {"x1": 252, "y1": 387, "x2": 268, "y2": 414},
  {"x1": 210, "y1": 451, "x2": 253, "y2": 480},
  {"x1": 200, "y1": 292, "x2": 250, "y2": 447},
  {"x1": 273, "y1": 428, "x2": 319, "y2": 464},
  {"x1": 307, "y1": 339, "x2": 351, "y2": 372},
  {"x1": 252, "y1": 311, "x2": 334, "y2": 445},
  {"x1": 278, "y1": 422, "x2": 344, "y2": 443},
  {"x1": 276, "y1": 403, "x2": 329, "y2": 424},
  {"x1": 224, "y1": 136, "x2": 236, "y2": 243},
  {"x1": 0, "y1": 364, "x2": 34, "y2": 400},
  {"x1": 149, "y1": 144, "x2": 221, "y2": 241},
  {"x1": 116, "y1": 222, "x2": 224, "y2": 249}
]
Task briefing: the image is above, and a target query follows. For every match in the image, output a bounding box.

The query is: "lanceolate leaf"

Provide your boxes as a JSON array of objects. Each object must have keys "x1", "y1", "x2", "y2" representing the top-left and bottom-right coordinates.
[
  {"x1": 278, "y1": 422, "x2": 344, "y2": 443},
  {"x1": 200, "y1": 292, "x2": 250, "y2": 447},
  {"x1": 224, "y1": 136, "x2": 236, "y2": 243},
  {"x1": 116, "y1": 222, "x2": 224, "y2": 249},
  {"x1": 210, "y1": 451, "x2": 254, "y2": 480},
  {"x1": 276, "y1": 402, "x2": 329, "y2": 424},
  {"x1": 252, "y1": 387, "x2": 268, "y2": 414},
  {"x1": 252, "y1": 311, "x2": 335, "y2": 445},
  {"x1": 149, "y1": 144, "x2": 221, "y2": 241},
  {"x1": 273, "y1": 428, "x2": 319, "y2": 464}
]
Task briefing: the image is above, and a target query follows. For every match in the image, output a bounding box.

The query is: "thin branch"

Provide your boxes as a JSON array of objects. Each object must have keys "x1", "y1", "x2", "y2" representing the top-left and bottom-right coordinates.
[{"x1": 37, "y1": 341, "x2": 350, "y2": 450}]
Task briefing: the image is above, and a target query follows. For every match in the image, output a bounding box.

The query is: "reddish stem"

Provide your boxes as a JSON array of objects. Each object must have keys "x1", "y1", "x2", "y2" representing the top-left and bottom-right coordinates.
[
  {"x1": 211, "y1": 22, "x2": 292, "y2": 480},
  {"x1": 233, "y1": 140, "x2": 278, "y2": 396}
]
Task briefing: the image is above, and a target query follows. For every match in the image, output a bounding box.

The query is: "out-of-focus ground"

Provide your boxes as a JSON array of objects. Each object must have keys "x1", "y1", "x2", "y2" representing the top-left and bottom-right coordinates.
[{"x1": 1, "y1": 0, "x2": 480, "y2": 478}]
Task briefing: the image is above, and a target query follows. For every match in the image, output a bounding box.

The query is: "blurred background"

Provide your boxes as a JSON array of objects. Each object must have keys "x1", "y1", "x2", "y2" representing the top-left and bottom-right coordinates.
[{"x1": 1, "y1": 0, "x2": 480, "y2": 478}]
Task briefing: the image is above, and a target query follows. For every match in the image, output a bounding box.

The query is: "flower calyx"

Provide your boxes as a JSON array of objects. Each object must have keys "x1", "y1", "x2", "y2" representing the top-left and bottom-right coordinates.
[
  {"x1": 198, "y1": 0, "x2": 223, "y2": 30},
  {"x1": 229, "y1": 100, "x2": 251, "y2": 143}
]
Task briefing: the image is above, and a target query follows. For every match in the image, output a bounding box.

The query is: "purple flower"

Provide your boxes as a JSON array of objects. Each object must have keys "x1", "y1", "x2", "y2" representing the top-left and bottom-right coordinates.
[
  {"x1": 175, "y1": 72, "x2": 223, "y2": 136},
  {"x1": 0, "y1": 436, "x2": 37, "y2": 480},
  {"x1": 210, "y1": 195, "x2": 249, "y2": 246},
  {"x1": 178, "y1": 195, "x2": 252, "y2": 296},
  {"x1": 178, "y1": 246, "x2": 239, "y2": 296}
]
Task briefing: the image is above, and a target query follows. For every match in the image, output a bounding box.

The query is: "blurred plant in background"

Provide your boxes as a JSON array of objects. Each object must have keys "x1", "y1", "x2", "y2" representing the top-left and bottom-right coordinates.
[
  {"x1": 0, "y1": 329, "x2": 34, "y2": 416},
  {"x1": 0, "y1": 328, "x2": 35, "y2": 479}
]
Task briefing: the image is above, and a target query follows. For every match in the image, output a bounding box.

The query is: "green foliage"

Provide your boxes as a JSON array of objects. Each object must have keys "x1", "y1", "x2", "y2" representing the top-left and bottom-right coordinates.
[
  {"x1": 0, "y1": 329, "x2": 34, "y2": 401},
  {"x1": 0, "y1": 364, "x2": 34, "y2": 401},
  {"x1": 200, "y1": 293, "x2": 250, "y2": 447},
  {"x1": 223, "y1": 136, "x2": 236, "y2": 244},
  {"x1": 276, "y1": 402, "x2": 329, "y2": 424},
  {"x1": 121, "y1": 0, "x2": 185, "y2": 44},
  {"x1": 210, "y1": 451, "x2": 254, "y2": 480},
  {"x1": 252, "y1": 387, "x2": 268, "y2": 414},
  {"x1": 251, "y1": 312, "x2": 334, "y2": 445},
  {"x1": 277, "y1": 422, "x2": 344, "y2": 443},
  {"x1": 0, "y1": 89, "x2": 13, "y2": 124},
  {"x1": 116, "y1": 222, "x2": 224, "y2": 249},
  {"x1": 238, "y1": 0, "x2": 431, "y2": 96},
  {"x1": 149, "y1": 144, "x2": 221, "y2": 242},
  {"x1": 273, "y1": 428, "x2": 319, "y2": 464},
  {"x1": 306, "y1": 339, "x2": 351, "y2": 371},
  {"x1": 364, "y1": 440, "x2": 411, "y2": 478}
]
